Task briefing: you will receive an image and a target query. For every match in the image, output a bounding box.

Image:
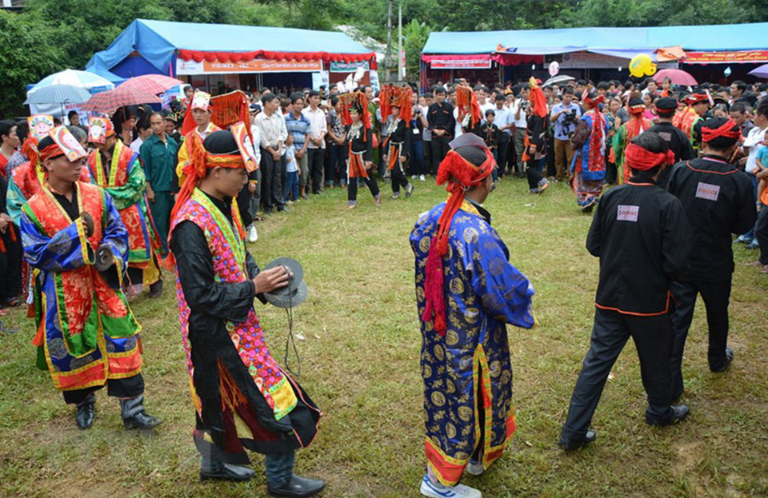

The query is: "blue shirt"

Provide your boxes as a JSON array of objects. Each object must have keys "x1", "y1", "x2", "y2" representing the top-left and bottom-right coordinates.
[
  {"x1": 490, "y1": 106, "x2": 513, "y2": 136},
  {"x1": 756, "y1": 144, "x2": 768, "y2": 168},
  {"x1": 551, "y1": 102, "x2": 581, "y2": 140},
  {"x1": 285, "y1": 112, "x2": 311, "y2": 150}
]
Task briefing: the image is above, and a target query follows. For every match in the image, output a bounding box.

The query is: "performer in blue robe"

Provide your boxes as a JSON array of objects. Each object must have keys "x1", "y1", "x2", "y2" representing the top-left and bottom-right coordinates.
[
  {"x1": 410, "y1": 133, "x2": 536, "y2": 498},
  {"x1": 570, "y1": 89, "x2": 609, "y2": 212}
]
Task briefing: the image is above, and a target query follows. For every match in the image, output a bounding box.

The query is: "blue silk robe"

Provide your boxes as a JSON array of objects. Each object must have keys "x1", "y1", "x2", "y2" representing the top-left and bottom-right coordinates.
[{"x1": 410, "y1": 199, "x2": 536, "y2": 486}]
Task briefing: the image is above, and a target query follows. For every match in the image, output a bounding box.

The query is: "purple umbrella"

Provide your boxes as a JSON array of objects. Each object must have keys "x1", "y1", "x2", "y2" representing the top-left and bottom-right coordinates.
[{"x1": 748, "y1": 64, "x2": 768, "y2": 79}]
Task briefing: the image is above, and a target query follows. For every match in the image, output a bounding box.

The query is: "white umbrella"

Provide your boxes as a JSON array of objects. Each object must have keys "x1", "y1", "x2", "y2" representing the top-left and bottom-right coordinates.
[
  {"x1": 28, "y1": 69, "x2": 115, "y2": 94},
  {"x1": 543, "y1": 75, "x2": 575, "y2": 87}
]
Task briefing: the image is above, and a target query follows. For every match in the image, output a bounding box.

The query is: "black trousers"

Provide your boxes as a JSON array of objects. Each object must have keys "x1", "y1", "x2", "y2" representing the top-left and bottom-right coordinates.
[
  {"x1": 0, "y1": 226, "x2": 22, "y2": 301},
  {"x1": 670, "y1": 278, "x2": 732, "y2": 398},
  {"x1": 526, "y1": 160, "x2": 545, "y2": 190},
  {"x1": 756, "y1": 206, "x2": 768, "y2": 266},
  {"x1": 347, "y1": 174, "x2": 380, "y2": 201},
  {"x1": 560, "y1": 308, "x2": 674, "y2": 441},
  {"x1": 307, "y1": 148, "x2": 325, "y2": 194},
  {"x1": 236, "y1": 183, "x2": 253, "y2": 227},
  {"x1": 430, "y1": 136, "x2": 451, "y2": 173},
  {"x1": 389, "y1": 144, "x2": 409, "y2": 193},
  {"x1": 327, "y1": 143, "x2": 346, "y2": 186},
  {"x1": 62, "y1": 373, "x2": 145, "y2": 405},
  {"x1": 496, "y1": 135, "x2": 510, "y2": 175},
  {"x1": 260, "y1": 148, "x2": 286, "y2": 211}
]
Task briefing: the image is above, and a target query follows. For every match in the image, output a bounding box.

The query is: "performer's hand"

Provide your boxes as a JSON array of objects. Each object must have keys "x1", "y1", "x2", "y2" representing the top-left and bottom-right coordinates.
[
  {"x1": 0, "y1": 217, "x2": 7, "y2": 233},
  {"x1": 400, "y1": 156, "x2": 406, "y2": 163},
  {"x1": 253, "y1": 266, "x2": 292, "y2": 294},
  {"x1": 80, "y1": 212, "x2": 94, "y2": 238},
  {"x1": 248, "y1": 182, "x2": 257, "y2": 194},
  {"x1": 365, "y1": 161, "x2": 373, "y2": 169},
  {"x1": 146, "y1": 185, "x2": 155, "y2": 203}
]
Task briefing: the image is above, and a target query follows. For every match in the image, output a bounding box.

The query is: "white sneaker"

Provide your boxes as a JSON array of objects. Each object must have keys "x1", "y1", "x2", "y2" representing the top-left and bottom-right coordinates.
[
  {"x1": 412, "y1": 175, "x2": 418, "y2": 179},
  {"x1": 419, "y1": 174, "x2": 426, "y2": 182},
  {"x1": 247, "y1": 225, "x2": 258, "y2": 243},
  {"x1": 465, "y1": 461, "x2": 484, "y2": 476},
  {"x1": 420, "y1": 474, "x2": 482, "y2": 498}
]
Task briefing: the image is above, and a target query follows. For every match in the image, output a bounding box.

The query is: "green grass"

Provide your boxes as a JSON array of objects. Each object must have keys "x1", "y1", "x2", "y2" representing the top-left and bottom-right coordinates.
[{"x1": 1, "y1": 177, "x2": 767, "y2": 498}]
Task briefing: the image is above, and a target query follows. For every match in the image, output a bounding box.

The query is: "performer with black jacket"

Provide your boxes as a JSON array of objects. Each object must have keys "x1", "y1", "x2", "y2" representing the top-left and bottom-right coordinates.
[{"x1": 559, "y1": 132, "x2": 693, "y2": 451}]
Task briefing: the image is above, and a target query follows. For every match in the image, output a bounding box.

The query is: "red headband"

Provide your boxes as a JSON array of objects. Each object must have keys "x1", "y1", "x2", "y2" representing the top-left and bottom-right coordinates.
[
  {"x1": 38, "y1": 142, "x2": 64, "y2": 162},
  {"x1": 702, "y1": 118, "x2": 741, "y2": 143},
  {"x1": 422, "y1": 148, "x2": 495, "y2": 336},
  {"x1": 625, "y1": 143, "x2": 675, "y2": 171},
  {"x1": 629, "y1": 104, "x2": 645, "y2": 116}
]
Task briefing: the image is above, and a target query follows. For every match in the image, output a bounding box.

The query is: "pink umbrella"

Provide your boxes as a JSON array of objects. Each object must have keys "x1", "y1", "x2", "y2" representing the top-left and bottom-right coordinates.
[
  {"x1": 82, "y1": 86, "x2": 162, "y2": 114},
  {"x1": 119, "y1": 74, "x2": 185, "y2": 95},
  {"x1": 653, "y1": 69, "x2": 698, "y2": 86}
]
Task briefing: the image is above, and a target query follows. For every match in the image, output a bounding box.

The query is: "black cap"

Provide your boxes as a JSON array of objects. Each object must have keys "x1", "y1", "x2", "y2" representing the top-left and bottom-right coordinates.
[
  {"x1": 203, "y1": 130, "x2": 239, "y2": 155},
  {"x1": 628, "y1": 97, "x2": 644, "y2": 107},
  {"x1": 655, "y1": 97, "x2": 678, "y2": 112}
]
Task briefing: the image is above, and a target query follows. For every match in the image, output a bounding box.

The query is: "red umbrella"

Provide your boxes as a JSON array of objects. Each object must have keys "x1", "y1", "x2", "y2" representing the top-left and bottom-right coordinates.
[
  {"x1": 653, "y1": 68, "x2": 698, "y2": 86},
  {"x1": 119, "y1": 74, "x2": 185, "y2": 95},
  {"x1": 82, "y1": 86, "x2": 162, "y2": 114}
]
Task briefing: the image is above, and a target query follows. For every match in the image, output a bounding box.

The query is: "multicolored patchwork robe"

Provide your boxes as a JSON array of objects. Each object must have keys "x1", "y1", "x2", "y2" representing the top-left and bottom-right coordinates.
[
  {"x1": 20, "y1": 181, "x2": 142, "y2": 392},
  {"x1": 170, "y1": 188, "x2": 320, "y2": 464},
  {"x1": 88, "y1": 140, "x2": 164, "y2": 287},
  {"x1": 410, "y1": 199, "x2": 536, "y2": 486},
  {"x1": 611, "y1": 116, "x2": 654, "y2": 185},
  {"x1": 571, "y1": 110, "x2": 610, "y2": 209},
  {"x1": 673, "y1": 107, "x2": 702, "y2": 150}
]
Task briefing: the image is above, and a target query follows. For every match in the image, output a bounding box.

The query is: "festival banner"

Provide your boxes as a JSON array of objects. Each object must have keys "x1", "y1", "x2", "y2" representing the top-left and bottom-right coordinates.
[
  {"x1": 330, "y1": 61, "x2": 369, "y2": 72},
  {"x1": 429, "y1": 58, "x2": 492, "y2": 70},
  {"x1": 177, "y1": 58, "x2": 323, "y2": 75},
  {"x1": 685, "y1": 51, "x2": 768, "y2": 64}
]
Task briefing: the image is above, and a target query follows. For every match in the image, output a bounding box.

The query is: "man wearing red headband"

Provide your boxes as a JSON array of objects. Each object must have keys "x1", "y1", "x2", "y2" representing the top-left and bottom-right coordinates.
[
  {"x1": 666, "y1": 117, "x2": 756, "y2": 400},
  {"x1": 176, "y1": 91, "x2": 221, "y2": 186},
  {"x1": 169, "y1": 129, "x2": 324, "y2": 495},
  {"x1": 20, "y1": 127, "x2": 162, "y2": 431},
  {"x1": 612, "y1": 97, "x2": 654, "y2": 185},
  {"x1": 87, "y1": 117, "x2": 166, "y2": 299},
  {"x1": 559, "y1": 132, "x2": 693, "y2": 451},
  {"x1": 673, "y1": 93, "x2": 709, "y2": 151},
  {"x1": 570, "y1": 89, "x2": 610, "y2": 212},
  {"x1": 410, "y1": 133, "x2": 536, "y2": 498},
  {"x1": 646, "y1": 97, "x2": 696, "y2": 188}
]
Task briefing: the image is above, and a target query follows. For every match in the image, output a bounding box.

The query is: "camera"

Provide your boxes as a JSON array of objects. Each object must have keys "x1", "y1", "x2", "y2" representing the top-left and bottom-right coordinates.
[{"x1": 561, "y1": 110, "x2": 577, "y2": 127}]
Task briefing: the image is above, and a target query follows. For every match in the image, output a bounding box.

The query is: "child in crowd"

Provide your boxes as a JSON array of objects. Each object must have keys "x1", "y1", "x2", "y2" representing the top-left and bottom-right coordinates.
[
  {"x1": 755, "y1": 129, "x2": 768, "y2": 202},
  {"x1": 285, "y1": 135, "x2": 300, "y2": 203}
]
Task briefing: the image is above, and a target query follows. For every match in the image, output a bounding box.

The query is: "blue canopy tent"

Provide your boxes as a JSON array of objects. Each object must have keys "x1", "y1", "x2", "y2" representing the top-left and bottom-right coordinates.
[
  {"x1": 421, "y1": 23, "x2": 768, "y2": 88},
  {"x1": 86, "y1": 19, "x2": 377, "y2": 92}
]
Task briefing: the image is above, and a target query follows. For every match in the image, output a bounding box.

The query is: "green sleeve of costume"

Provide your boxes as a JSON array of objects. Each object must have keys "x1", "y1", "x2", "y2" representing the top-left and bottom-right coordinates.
[
  {"x1": 612, "y1": 126, "x2": 626, "y2": 167},
  {"x1": 104, "y1": 159, "x2": 146, "y2": 210}
]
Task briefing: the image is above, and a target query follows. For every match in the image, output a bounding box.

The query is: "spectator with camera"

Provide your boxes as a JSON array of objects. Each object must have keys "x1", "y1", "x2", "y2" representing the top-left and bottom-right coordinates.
[{"x1": 550, "y1": 87, "x2": 581, "y2": 182}]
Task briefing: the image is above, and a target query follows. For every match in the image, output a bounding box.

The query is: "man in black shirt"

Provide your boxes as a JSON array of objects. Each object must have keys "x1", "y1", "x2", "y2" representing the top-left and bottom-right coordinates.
[
  {"x1": 427, "y1": 87, "x2": 455, "y2": 175},
  {"x1": 559, "y1": 132, "x2": 693, "y2": 450},
  {"x1": 666, "y1": 117, "x2": 757, "y2": 399},
  {"x1": 648, "y1": 97, "x2": 696, "y2": 188}
]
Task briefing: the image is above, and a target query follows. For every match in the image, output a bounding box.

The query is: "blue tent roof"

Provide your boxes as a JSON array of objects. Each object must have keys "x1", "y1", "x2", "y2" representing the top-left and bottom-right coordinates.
[
  {"x1": 87, "y1": 19, "x2": 374, "y2": 74},
  {"x1": 423, "y1": 23, "x2": 768, "y2": 55}
]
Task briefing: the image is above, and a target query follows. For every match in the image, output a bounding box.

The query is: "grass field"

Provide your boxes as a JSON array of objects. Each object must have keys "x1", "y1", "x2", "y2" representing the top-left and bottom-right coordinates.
[{"x1": 0, "y1": 177, "x2": 766, "y2": 498}]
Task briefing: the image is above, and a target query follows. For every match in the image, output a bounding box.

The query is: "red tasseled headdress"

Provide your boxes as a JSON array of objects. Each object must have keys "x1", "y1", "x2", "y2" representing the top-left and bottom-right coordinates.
[
  {"x1": 380, "y1": 85, "x2": 413, "y2": 124},
  {"x1": 182, "y1": 90, "x2": 252, "y2": 141},
  {"x1": 422, "y1": 142, "x2": 495, "y2": 336},
  {"x1": 528, "y1": 78, "x2": 548, "y2": 119},
  {"x1": 339, "y1": 92, "x2": 371, "y2": 133},
  {"x1": 457, "y1": 86, "x2": 484, "y2": 128}
]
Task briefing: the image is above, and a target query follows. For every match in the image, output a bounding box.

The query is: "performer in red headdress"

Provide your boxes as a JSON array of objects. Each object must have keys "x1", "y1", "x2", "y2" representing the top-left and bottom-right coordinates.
[
  {"x1": 570, "y1": 88, "x2": 610, "y2": 212},
  {"x1": 410, "y1": 133, "x2": 536, "y2": 498}
]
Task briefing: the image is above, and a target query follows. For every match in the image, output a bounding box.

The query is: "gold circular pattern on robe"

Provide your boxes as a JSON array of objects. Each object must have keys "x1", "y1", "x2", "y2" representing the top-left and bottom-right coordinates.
[
  {"x1": 458, "y1": 406, "x2": 474, "y2": 422},
  {"x1": 425, "y1": 320, "x2": 434, "y2": 332},
  {"x1": 419, "y1": 236, "x2": 431, "y2": 253},
  {"x1": 446, "y1": 422, "x2": 457, "y2": 439},
  {"x1": 431, "y1": 391, "x2": 447, "y2": 407},
  {"x1": 489, "y1": 257, "x2": 506, "y2": 276},
  {"x1": 423, "y1": 408, "x2": 430, "y2": 423},
  {"x1": 459, "y1": 355, "x2": 474, "y2": 370},
  {"x1": 47, "y1": 338, "x2": 68, "y2": 360},
  {"x1": 463, "y1": 227, "x2": 479, "y2": 244},
  {"x1": 445, "y1": 379, "x2": 456, "y2": 394},
  {"x1": 416, "y1": 286, "x2": 425, "y2": 302},
  {"x1": 449, "y1": 277, "x2": 465, "y2": 295},
  {"x1": 454, "y1": 451, "x2": 469, "y2": 461},
  {"x1": 501, "y1": 370, "x2": 512, "y2": 385},
  {"x1": 422, "y1": 364, "x2": 432, "y2": 379},
  {"x1": 445, "y1": 329, "x2": 459, "y2": 347},
  {"x1": 465, "y1": 307, "x2": 480, "y2": 324},
  {"x1": 490, "y1": 360, "x2": 501, "y2": 378},
  {"x1": 433, "y1": 344, "x2": 445, "y2": 361}
]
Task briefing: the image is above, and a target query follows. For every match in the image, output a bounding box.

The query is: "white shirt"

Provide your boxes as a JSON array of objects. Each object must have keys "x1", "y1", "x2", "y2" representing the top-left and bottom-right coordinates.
[
  {"x1": 453, "y1": 107, "x2": 463, "y2": 138},
  {"x1": 302, "y1": 107, "x2": 328, "y2": 149},
  {"x1": 254, "y1": 111, "x2": 288, "y2": 151},
  {"x1": 511, "y1": 99, "x2": 528, "y2": 128},
  {"x1": 130, "y1": 137, "x2": 144, "y2": 154},
  {"x1": 490, "y1": 105, "x2": 512, "y2": 135},
  {"x1": 250, "y1": 124, "x2": 262, "y2": 165},
  {"x1": 479, "y1": 101, "x2": 495, "y2": 116},
  {"x1": 744, "y1": 125, "x2": 768, "y2": 174}
]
